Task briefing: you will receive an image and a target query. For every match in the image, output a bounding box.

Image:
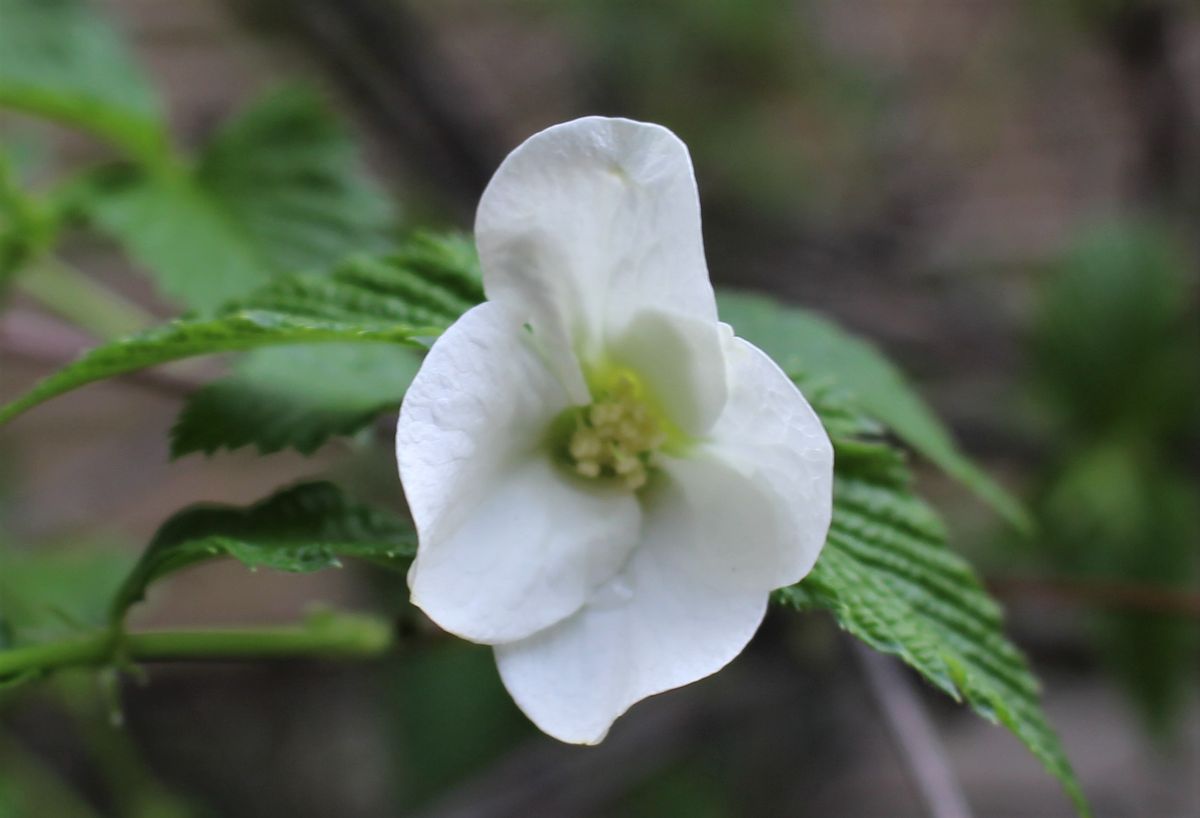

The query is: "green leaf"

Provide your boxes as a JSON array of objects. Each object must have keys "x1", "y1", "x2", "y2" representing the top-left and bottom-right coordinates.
[
  {"x1": 1031, "y1": 222, "x2": 1199, "y2": 440},
  {"x1": 110, "y1": 482, "x2": 415, "y2": 624},
  {"x1": 0, "y1": 548, "x2": 133, "y2": 647},
  {"x1": 88, "y1": 87, "x2": 396, "y2": 310},
  {"x1": 171, "y1": 343, "x2": 420, "y2": 457},
  {"x1": 197, "y1": 87, "x2": 395, "y2": 277},
  {"x1": 0, "y1": 310, "x2": 436, "y2": 426},
  {"x1": 719, "y1": 290, "x2": 1030, "y2": 530},
  {"x1": 87, "y1": 173, "x2": 274, "y2": 311},
  {"x1": 779, "y1": 428, "x2": 1088, "y2": 814},
  {"x1": 166, "y1": 235, "x2": 482, "y2": 456},
  {"x1": 0, "y1": 235, "x2": 478, "y2": 425},
  {"x1": 0, "y1": 0, "x2": 165, "y2": 161}
]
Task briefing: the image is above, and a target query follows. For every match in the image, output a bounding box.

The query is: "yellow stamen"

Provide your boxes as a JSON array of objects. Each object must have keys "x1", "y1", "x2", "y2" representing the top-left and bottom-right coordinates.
[{"x1": 561, "y1": 371, "x2": 665, "y2": 491}]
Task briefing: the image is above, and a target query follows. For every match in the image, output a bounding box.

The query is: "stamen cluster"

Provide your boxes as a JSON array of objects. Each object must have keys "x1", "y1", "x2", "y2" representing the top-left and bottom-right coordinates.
[{"x1": 567, "y1": 374, "x2": 666, "y2": 490}]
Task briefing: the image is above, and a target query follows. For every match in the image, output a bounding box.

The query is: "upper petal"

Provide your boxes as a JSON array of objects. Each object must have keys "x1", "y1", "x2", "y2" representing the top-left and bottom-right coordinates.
[
  {"x1": 476, "y1": 117, "x2": 717, "y2": 361},
  {"x1": 702, "y1": 335, "x2": 834, "y2": 586},
  {"x1": 493, "y1": 459, "x2": 779, "y2": 744},
  {"x1": 400, "y1": 301, "x2": 639, "y2": 643}
]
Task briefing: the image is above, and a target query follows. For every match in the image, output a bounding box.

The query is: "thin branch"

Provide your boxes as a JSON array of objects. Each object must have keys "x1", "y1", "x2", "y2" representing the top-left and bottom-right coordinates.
[
  {"x1": 0, "y1": 615, "x2": 394, "y2": 679},
  {"x1": 988, "y1": 575, "x2": 1200, "y2": 619},
  {"x1": 851, "y1": 638, "x2": 974, "y2": 818},
  {"x1": 15, "y1": 258, "x2": 155, "y2": 340}
]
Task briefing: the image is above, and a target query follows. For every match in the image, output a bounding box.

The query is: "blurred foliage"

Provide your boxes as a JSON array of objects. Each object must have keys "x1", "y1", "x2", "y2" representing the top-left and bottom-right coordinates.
[
  {"x1": 1032, "y1": 224, "x2": 1197, "y2": 441},
  {"x1": 0, "y1": 546, "x2": 132, "y2": 647},
  {"x1": 0, "y1": 138, "x2": 57, "y2": 288},
  {"x1": 172, "y1": 344, "x2": 420, "y2": 457},
  {"x1": 389, "y1": 642, "x2": 532, "y2": 807},
  {"x1": 0, "y1": 0, "x2": 164, "y2": 161},
  {"x1": 1028, "y1": 222, "x2": 1200, "y2": 736},
  {"x1": 546, "y1": 0, "x2": 889, "y2": 218},
  {"x1": 86, "y1": 87, "x2": 396, "y2": 311}
]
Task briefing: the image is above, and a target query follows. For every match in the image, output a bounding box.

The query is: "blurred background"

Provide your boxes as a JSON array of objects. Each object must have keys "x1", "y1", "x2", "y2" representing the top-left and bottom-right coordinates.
[{"x1": 1, "y1": 0, "x2": 1198, "y2": 815}]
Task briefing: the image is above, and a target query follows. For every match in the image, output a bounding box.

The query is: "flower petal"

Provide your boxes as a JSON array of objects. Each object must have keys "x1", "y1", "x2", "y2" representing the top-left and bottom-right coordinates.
[
  {"x1": 703, "y1": 335, "x2": 835, "y2": 586},
  {"x1": 606, "y1": 307, "x2": 728, "y2": 436},
  {"x1": 409, "y1": 455, "x2": 641, "y2": 644},
  {"x1": 476, "y1": 116, "x2": 716, "y2": 362},
  {"x1": 398, "y1": 301, "x2": 638, "y2": 643},
  {"x1": 493, "y1": 461, "x2": 778, "y2": 744}
]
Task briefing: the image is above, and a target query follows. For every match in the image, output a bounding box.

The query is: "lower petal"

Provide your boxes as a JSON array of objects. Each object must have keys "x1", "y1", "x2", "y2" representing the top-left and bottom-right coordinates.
[
  {"x1": 409, "y1": 456, "x2": 640, "y2": 644},
  {"x1": 494, "y1": 467, "x2": 771, "y2": 744}
]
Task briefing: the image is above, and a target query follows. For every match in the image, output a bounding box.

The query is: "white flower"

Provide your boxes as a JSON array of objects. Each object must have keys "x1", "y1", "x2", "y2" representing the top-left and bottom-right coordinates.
[{"x1": 396, "y1": 117, "x2": 833, "y2": 744}]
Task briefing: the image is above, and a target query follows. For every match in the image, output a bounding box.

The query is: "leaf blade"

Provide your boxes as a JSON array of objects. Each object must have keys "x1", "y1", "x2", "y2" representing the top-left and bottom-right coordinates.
[
  {"x1": 166, "y1": 234, "x2": 482, "y2": 456},
  {"x1": 110, "y1": 482, "x2": 416, "y2": 624},
  {"x1": 719, "y1": 290, "x2": 1030, "y2": 530},
  {"x1": 779, "y1": 446, "x2": 1087, "y2": 814},
  {"x1": 170, "y1": 343, "x2": 419, "y2": 457},
  {"x1": 0, "y1": 0, "x2": 165, "y2": 160},
  {"x1": 86, "y1": 87, "x2": 396, "y2": 309},
  {"x1": 0, "y1": 310, "x2": 437, "y2": 426}
]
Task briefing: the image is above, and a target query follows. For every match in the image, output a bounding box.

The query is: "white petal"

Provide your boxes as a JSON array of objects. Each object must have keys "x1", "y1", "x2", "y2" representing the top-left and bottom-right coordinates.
[
  {"x1": 494, "y1": 461, "x2": 778, "y2": 745},
  {"x1": 476, "y1": 116, "x2": 716, "y2": 363},
  {"x1": 398, "y1": 301, "x2": 638, "y2": 643},
  {"x1": 409, "y1": 456, "x2": 641, "y2": 644},
  {"x1": 703, "y1": 335, "x2": 835, "y2": 586},
  {"x1": 606, "y1": 307, "x2": 728, "y2": 436}
]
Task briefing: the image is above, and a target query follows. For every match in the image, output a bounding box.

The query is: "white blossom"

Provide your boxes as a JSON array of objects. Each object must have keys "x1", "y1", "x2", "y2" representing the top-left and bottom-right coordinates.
[{"x1": 397, "y1": 116, "x2": 833, "y2": 744}]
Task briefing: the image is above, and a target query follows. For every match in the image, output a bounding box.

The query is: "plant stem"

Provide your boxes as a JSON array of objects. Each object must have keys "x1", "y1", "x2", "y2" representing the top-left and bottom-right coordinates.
[
  {"x1": 851, "y1": 639, "x2": 974, "y2": 818},
  {"x1": 17, "y1": 257, "x2": 154, "y2": 340},
  {"x1": 0, "y1": 614, "x2": 394, "y2": 679}
]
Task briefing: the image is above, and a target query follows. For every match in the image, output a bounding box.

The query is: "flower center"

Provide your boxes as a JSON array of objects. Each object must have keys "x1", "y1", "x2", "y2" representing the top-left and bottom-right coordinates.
[{"x1": 556, "y1": 369, "x2": 667, "y2": 491}]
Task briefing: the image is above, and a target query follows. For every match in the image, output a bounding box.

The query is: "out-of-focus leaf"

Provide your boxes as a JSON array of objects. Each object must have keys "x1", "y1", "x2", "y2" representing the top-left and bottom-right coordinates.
[
  {"x1": 1040, "y1": 445, "x2": 1199, "y2": 736},
  {"x1": 110, "y1": 482, "x2": 415, "y2": 623},
  {"x1": 196, "y1": 87, "x2": 395, "y2": 276},
  {"x1": 1031, "y1": 222, "x2": 1200, "y2": 440},
  {"x1": 720, "y1": 291, "x2": 1030, "y2": 530},
  {"x1": 1028, "y1": 221, "x2": 1200, "y2": 736},
  {"x1": 89, "y1": 87, "x2": 396, "y2": 309},
  {"x1": 0, "y1": 142, "x2": 57, "y2": 287},
  {"x1": 389, "y1": 643, "x2": 533, "y2": 808},
  {"x1": 0, "y1": 549, "x2": 132, "y2": 646},
  {"x1": 87, "y1": 173, "x2": 273, "y2": 311},
  {"x1": 0, "y1": 0, "x2": 165, "y2": 161},
  {"x1": 172, "y1": 344, "x2": 419, "y2": 457}
]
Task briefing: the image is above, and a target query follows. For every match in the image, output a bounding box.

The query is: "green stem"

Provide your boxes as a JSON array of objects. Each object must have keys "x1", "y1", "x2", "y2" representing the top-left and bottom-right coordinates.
[
  {"x1": 0, "y1": 614, "x2": 394, "y2": 679},
  {"x1": 17, "y1": 256, "x2": 154, "y2": 339}
]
